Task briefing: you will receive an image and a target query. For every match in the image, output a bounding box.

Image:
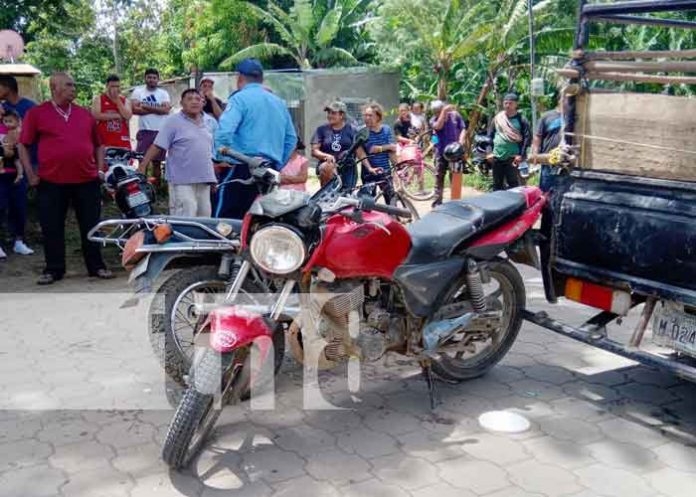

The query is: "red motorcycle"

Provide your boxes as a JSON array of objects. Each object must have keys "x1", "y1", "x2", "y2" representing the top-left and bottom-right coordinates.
[{"x1": 162, "y1": 133, "x2": 546, "y2": 469}]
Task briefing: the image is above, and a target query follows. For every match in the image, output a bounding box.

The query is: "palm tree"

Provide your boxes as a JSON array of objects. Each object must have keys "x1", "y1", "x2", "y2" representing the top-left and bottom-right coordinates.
[{"x1": 221, "y1": 0, "x2": 362, "y2": 69}]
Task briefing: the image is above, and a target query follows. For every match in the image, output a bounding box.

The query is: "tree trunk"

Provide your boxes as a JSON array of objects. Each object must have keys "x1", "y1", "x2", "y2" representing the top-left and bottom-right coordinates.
[
  {"x1": 464, "y1": 70, "x2": 495, "y2": 153},
  {"x1": 437, "y1": 59, "x2": 451, "y2": 100},
  {"x1": 111, "y1": 6, "x2": 122, "y2": 75}
]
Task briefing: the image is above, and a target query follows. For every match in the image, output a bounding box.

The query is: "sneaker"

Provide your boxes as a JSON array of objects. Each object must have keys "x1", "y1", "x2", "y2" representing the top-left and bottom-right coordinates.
[
  {"x1": 13, "y1": 240, "x2": 34, "y2": 255},
  {"x1": 0, "y1": 247, "x2": 6, "y2": 260}
]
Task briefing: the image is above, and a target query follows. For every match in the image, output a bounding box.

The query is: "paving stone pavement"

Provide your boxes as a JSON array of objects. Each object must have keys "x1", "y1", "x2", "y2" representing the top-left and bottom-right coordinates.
[{"x1": 2, "y1": 270, "x2": 696, "y2": 497}]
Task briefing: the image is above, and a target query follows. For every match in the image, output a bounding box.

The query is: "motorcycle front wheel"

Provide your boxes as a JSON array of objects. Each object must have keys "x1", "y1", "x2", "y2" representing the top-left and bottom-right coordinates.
[
  {"x1": 431, "y1": 259, "x2": 525, "y2": 382},
  {"x1": 162, "y1": 348, "x2": 239, "y2": 470},
  {"x1": 149, "y1": 266, "x2": 264, "y2": 387}
]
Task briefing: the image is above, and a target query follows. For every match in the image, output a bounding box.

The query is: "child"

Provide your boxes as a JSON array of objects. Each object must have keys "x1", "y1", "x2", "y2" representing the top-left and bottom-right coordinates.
[
  {"x1": 0, "y1": 109, "x2": 33, "y2": 258},
  {"x1": 280, "y1": 139, "x2": 309, "y2": 192}
]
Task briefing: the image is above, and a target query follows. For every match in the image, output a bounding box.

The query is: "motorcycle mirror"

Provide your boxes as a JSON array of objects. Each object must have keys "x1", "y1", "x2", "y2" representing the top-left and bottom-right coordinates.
[{"x1": 355, "y1": 126, "x2": 370, "y2": 144}]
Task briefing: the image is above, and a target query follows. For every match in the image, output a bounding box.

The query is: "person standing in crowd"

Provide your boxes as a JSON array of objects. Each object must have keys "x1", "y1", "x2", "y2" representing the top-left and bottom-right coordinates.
[
  {"x1": 92, "y1": 75, "x2": 132, "y2": 150},
  {"x1": 311, "y1": 100, "x2": 357, "y2": 188},
  {"x1": 361, "y1": 102, "x2": 397, "y2": 203},
  {"x1": 131, "y1": 68, "x2": 171, "y2": 187},
  {"x1": 280, "y1": 139, "x2": 308, "y2": 191},
  {"x1": 139, "y1": 89, "x2": 216, "y2": 217},
  {"x1": 0, "y1": 110, "x2": 33, "y2": 258},
  {"x1": 532, "y1": 94, "x2": 563, "y2": 192},
  {"x1": 199, "y1": 77, "x2": 225, "y2": 120},
  {"x1": 430, "y1": 99, "x2": 466, "y2": 207},
  {"x1": 214, "y1": 59, "x2": 296, "y2": 219},
  {"x1": 409, "y1": 101, "x2": 427, "y2": 134},
  {"x1": 486, "y1": 93, "x2": 531, "y2": 191},
  {"x1": 18, "y1": 72, "x2": 112, "y2": 285},
  {"x1": 0, "y1": 75, "x2": 36, "y2": 121},
  {"x1": 393, "y1": 103, "x2": 415, "y2": 142}
]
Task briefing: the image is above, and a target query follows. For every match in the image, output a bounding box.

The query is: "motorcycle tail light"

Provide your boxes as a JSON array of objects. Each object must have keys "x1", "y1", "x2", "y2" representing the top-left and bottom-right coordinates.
[
  {"x1": 153, "y1": 224, "x2": 172, "y2": 244},
  {"x1": 122, "y1": 230, "x2": 146, "y2": 269},
  {"x1": 125, "y1": 181, "x2": 140, "y2": 194}
]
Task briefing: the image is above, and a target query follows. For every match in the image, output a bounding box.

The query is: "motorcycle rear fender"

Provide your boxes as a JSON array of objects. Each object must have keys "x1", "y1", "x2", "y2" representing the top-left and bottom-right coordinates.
[
  {"x1": 204, "y1": 305, "x2": 274, "y2": 354},
  {"x1": 466, "y1": 192, "x2": 546, "y2": 260}
]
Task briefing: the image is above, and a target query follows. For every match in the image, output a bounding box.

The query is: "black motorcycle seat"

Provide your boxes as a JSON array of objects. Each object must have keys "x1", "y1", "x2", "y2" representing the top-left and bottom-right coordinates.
[
  {"x1": 159, "y1": 216, "x2": 243, "y2": 240},
  {"x1": 405, "y1": 191, "x2": 527, "y2": 263}
]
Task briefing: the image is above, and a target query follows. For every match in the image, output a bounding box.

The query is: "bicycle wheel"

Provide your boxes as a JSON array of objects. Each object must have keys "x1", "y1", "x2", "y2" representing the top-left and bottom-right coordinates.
[
  {"x1": 399, "y1": 162, "x2": 437, "y2": 201},
  {"x1": 390, "y1": 192, "x2": 420, "y2": 222}
]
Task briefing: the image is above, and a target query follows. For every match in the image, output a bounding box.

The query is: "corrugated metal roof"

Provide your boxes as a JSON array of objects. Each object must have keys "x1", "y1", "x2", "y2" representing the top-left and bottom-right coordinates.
[{"x1": 0, "y1": 63, "x2": 41, "y2": 75}]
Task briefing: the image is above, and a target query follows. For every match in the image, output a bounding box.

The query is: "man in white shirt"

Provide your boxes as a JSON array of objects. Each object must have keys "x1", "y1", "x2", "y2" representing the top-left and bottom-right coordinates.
[{"x1": 131, "y1": 68, "x2": 171, "y2": 188}]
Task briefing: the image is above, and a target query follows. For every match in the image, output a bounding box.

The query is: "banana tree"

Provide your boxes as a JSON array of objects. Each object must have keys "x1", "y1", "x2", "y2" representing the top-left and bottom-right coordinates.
[{"x1": 222, "y1": 0, "x2": 363, "y2": 69}]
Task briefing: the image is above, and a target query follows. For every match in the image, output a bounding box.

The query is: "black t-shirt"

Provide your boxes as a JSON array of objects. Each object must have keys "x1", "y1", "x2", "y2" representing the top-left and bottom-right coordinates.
[
  {"x1": 203, "y1": 97, "x2": 225, "y2": 117},
  {"x1": 536, "y1": 110, "x2": 563, "y2": 153},
  {"x1": 311, "y1": 124, "x2": 356, "y2": 160},
  {"x1": 393, "y1": 118, "x2": 414, "y2": 138}
]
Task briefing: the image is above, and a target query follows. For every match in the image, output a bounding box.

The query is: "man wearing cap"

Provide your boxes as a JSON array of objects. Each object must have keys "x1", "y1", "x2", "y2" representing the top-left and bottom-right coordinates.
[
  {"x1": 214, "y1": 59, "x2": 297, "y2": 219},
  {"x1": 311, "y1": 99, "x2": 357, "y2": 188},
  {"x1": 486, "y1": 93, "x2": 531, "y2": 190},
  {"x1": 199, "y1": 77, "x2": 225, "y2": 120},
  {"x1": 430, "y1": 100, "x2": 466, "y2": 207}
]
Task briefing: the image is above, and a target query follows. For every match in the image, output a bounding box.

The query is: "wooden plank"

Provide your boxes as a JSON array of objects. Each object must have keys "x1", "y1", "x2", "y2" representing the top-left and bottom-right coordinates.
[
  {"x1": 586, "y1": 60, "x2": 696, "y2": 73},
  {"x1": 558, "y1": 68, "x2": 696, "y2": 85},
  {"x1": 581, "y1": 49, "x2": 696, "y2": 60},
  {"x1": 575, "y1": 92, "x2": 696, "y2": 182}
]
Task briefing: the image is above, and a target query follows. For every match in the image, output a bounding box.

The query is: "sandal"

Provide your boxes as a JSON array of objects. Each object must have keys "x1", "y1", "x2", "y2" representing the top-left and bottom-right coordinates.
[
  {"x1": 37, "y1": 273, "x2": 60, "y2": 285},
  {"x1": 92, "y1": 269, "x2": 115, "y2": 280}
]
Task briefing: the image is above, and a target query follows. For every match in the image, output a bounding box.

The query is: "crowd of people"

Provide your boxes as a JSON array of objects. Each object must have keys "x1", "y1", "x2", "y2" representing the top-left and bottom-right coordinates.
[{"x1": 0, "y1": 59, "x2": 560, "y2": 285}]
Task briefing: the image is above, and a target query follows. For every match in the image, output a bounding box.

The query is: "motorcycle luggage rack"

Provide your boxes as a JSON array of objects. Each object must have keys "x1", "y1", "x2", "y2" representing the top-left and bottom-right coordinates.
[{"x1": 88, "y1": 217, "x2": 241, "y2": 251}]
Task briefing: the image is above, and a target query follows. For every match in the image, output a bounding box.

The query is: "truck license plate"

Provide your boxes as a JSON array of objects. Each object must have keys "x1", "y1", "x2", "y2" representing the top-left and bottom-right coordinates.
[{"x1": 652, "y1": 304, "x2": 696, "y2": 357}]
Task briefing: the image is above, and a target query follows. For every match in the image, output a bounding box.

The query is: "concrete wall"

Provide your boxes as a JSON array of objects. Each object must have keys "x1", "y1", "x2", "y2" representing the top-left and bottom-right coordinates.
[{"x1": 302, "y1": 69, "x2": 400, "y2": 150}]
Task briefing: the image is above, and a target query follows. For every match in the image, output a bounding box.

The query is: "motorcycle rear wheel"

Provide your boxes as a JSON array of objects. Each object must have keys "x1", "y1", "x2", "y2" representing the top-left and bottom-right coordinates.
[{"x1": 431, "y1": 259, "x2": 525, "y2": 382}]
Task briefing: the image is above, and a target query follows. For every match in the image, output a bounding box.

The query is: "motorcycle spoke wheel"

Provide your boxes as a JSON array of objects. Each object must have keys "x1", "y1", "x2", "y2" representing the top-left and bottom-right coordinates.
[{"x1": 431, "y1": 260, "x2": 525, "y2": 382}]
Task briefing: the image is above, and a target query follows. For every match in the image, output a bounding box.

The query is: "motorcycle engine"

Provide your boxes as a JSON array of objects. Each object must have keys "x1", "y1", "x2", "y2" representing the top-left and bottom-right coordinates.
[{"x1": 310, "y1": 280, "x2": 400, "y2": 363}]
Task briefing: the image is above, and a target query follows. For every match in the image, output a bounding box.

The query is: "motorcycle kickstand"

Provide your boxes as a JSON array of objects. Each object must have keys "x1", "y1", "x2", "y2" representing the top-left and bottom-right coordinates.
[{"x1": 420, "y1": 360, "x2": 440, "y2": 410}]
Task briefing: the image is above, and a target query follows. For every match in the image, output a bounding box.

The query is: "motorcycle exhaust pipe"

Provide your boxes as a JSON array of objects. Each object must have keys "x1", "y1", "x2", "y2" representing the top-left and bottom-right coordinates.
[{"x1": 422, "y1": 312, "x2": 475, "y2": 352}]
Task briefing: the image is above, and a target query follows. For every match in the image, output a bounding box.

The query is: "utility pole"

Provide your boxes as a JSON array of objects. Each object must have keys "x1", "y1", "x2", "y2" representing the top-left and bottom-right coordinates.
[{"x1": 528, "y1": 0, "x2": 538, "y2": 133}]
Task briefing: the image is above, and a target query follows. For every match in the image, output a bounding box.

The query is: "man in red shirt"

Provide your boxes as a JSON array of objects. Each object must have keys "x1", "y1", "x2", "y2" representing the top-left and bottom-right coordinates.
[
  {"x1": 18, "y1": 72, "x2": 113, "y2": 285},
  {"x1": 91, "y1": 74, "x2": 132, "y2": 150}
]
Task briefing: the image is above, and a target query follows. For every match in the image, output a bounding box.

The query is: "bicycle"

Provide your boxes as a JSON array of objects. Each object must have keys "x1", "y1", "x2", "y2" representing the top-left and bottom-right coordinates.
[{"x1": 392, "y1": 130, "x2": 437, "y2": 202}]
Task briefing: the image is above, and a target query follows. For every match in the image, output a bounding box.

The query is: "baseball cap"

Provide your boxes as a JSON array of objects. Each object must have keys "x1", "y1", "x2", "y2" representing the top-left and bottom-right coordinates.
[
  {"x1": 236, "y1": 59, "x2": 264, "y2": 78},
  {"x1": 324, "y1": 100, "x2": 347, "y2": 113},
  {"x1": 200, "y1": 76, "x2": 214, "y2": 84},
  {"x1": 430, "y1": 99, "x2": 444, "y2": 112},
  {"x1": 503, "y1": 92, "x2": 519, "y2": 102}
]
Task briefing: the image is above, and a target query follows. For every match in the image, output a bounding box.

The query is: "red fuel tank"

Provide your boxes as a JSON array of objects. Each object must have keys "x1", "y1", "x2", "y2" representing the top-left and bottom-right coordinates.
[{"x1": 304, "y1": 210, "x2": 412, "y2": 279}]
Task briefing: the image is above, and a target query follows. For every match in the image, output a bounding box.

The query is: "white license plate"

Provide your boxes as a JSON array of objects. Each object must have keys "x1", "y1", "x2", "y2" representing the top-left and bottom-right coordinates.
[
  {"x1": 127, "y1": 191, "x2": 149, "y2": 207},
  {"x1": 653, "y1": 304, "x2": 696, "y2": 357},
  {"x1": 128, "y1": 255, "x2": 150, "y2": 283}
]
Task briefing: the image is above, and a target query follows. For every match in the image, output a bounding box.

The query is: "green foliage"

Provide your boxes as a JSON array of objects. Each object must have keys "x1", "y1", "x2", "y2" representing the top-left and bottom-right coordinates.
[{"x1": 223, "y1": 0, "x2": 374, "y2": 69}]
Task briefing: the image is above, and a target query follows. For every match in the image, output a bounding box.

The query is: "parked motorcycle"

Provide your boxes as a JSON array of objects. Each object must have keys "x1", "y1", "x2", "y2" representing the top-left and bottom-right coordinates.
[
  {"x1": 469, "y1": 134, "x2": 493, "y2": 176},
  {"x1": 161, "y1": 128, "x2": 547, "y2": 469},
  {"x1": 101, "y1": 147, "x2": 156, "y2": 218}
]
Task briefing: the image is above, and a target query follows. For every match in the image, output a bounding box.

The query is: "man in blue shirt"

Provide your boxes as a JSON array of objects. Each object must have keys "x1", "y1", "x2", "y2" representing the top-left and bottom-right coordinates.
[{"x1": 214, "y1": 59, "x2": 297, "y2": 219}]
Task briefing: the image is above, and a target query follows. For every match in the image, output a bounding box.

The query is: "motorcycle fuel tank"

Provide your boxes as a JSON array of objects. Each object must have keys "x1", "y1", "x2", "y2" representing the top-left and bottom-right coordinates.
[{"x1": 305, "y1": 210, "x2": 411, "y2": 279}]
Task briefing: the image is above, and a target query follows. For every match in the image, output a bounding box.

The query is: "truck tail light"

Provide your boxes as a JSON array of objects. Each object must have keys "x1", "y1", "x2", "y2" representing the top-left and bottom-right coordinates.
[{"x1": 564, "y1": 278, "x2": 632, "y2": 315}]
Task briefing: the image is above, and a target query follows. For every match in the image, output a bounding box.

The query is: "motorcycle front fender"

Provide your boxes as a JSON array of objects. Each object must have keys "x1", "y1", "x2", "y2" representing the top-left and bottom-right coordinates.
[{"x1": 204, "y1": 305, "x2": 274, "y2": 354}]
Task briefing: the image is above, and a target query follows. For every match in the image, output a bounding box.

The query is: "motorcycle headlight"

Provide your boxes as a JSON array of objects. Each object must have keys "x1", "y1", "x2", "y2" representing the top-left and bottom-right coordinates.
[{"x1": 250, "y1": 225, "x2": 306, "y2": 275}]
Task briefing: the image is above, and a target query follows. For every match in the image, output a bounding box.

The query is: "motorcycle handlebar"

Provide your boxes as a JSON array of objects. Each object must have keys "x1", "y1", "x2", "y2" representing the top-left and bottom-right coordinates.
[
  {"x1": 218, "y1": 147, "x2": 268, "y2": 171},
  {"x1": 359, "y1": 197, "x2": 412, "y2": 219}
]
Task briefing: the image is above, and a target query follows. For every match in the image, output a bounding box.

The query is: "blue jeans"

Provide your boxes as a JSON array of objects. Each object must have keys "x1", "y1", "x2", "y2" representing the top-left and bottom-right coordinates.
[
  {"x1": 539, "y1": 165, "x2": 553, "y2": 192},
  {"x1": 0, "y1": 174, "x2": 27, "y2": 239}
]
